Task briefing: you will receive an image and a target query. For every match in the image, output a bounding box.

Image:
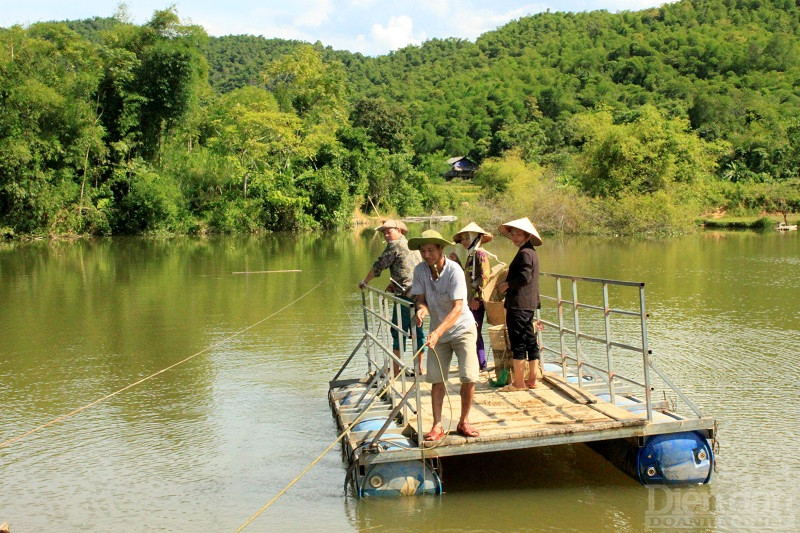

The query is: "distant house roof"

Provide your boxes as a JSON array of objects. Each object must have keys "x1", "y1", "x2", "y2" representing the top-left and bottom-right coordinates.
[{"x1": 444, "y1": 156, "x2": 478, "y2": 181}]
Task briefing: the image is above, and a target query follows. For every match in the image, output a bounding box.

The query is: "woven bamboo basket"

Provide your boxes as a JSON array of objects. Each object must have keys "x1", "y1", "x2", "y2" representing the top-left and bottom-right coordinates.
[{"x1": 482, "y1": 266, "x2": 508, "y2": 326}]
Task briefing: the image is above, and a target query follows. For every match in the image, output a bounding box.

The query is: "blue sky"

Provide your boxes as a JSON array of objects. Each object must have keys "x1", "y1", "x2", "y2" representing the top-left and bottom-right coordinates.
[{"x1": 1, "y1": 1, "x2": 666, "y2": 55}]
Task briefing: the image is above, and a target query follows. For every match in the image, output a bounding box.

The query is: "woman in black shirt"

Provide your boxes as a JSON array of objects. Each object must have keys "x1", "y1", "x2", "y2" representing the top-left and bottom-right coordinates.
[{"x1": 498, "y1": 218, "x2": 543, "y2": 390}]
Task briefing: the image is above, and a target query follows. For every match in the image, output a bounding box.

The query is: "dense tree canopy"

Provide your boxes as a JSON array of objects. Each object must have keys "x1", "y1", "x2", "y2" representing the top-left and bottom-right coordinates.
[{"x1": 1, "y1": 0, "x2": 799, "y2": 236}]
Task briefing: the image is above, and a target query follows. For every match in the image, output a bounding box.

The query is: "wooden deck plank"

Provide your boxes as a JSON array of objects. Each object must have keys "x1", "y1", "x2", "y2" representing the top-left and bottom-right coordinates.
[
  {"x1": 402, "y1": 370, "x2": 644, "y2": 450},
  {"x1": 330, "y1": 381, "x2": 712, "y2": 464}
]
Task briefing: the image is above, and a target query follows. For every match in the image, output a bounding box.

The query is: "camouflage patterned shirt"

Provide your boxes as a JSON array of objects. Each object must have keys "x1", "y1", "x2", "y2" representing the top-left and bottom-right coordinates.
[{"x1": 372, "y1": 236, "x2": 416, "y2": 297}]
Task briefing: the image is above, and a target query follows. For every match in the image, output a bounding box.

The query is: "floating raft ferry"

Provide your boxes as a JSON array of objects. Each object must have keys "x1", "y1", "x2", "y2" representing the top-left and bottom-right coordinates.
[{"x1": 329, "y1": 273, "x2": 716, "y2": 496}]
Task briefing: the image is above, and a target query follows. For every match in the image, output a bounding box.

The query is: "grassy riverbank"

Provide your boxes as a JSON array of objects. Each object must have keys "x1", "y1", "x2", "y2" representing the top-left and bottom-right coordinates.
[{"x1": 698, "y1": 214, "x2": 799, "y2": 229}]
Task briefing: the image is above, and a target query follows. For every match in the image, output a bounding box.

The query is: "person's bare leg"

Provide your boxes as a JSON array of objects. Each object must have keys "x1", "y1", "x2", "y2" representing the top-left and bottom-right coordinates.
[
  {"x1": 459, "y1": 383, "x2": 475, "y2": 425},
  {"x1": 424, "y1": 382, "x2": 445, "y2": 439},
  {"x1": 392, "y1": 349, "x2": 401, "y2": 376},
  {"x1": 512, "y1": 359, "x2": 527, "y2": 389},
  {"x1": 416, "y1": 351, "x2": 424, "y2": 375},
  {"x1": 525, "y1": 359, "x2": 541, "y2": 388},
  {"x1": 457, "y1": 382, "x2": 479, "y2": 436}
]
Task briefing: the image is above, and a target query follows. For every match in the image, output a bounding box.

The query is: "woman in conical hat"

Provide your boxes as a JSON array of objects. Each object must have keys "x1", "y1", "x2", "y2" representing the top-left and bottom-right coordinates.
[
  {"x1": 498, "y1": 217, "x2": 542, "y2": 246},
  {"x1": 453, "y1": 222, "x2": 493, "y2": 371},
  {"x1": 498, "y1": 217, "x2": 542, "y2": 390}
]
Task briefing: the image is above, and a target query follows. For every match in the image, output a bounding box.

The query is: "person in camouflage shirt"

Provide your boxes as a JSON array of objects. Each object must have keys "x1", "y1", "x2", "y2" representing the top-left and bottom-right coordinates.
[
  {"x1": 359, "y1": 219, "x2": 426, "y2": 374},
  {"x1": 453, "y1": 223, "x2": 493, "y2": 371}
]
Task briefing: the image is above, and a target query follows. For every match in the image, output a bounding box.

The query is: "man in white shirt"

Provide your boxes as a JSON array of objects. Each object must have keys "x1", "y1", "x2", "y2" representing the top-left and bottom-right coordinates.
[{"x1": 408, "y1": 230, "x2": 480, "y2": 441}]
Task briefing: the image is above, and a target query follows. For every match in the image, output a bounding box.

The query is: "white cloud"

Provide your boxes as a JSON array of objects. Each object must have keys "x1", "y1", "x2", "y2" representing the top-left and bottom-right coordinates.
[
  {"x1": 370, "y1": 15, "x2": 426, "y2": 52},
  {"x1": 347, "y1": 0, "x2": 377, "y2": 7},
  {"x1": 198, "y1": 16, "x2": 312, "y2": 41},
  {"x1": 423, "y1": 0, "x2": 451, "y2": 17},
  {"x1": 452, "y1": 3, "x2": 549, "y2": 40},
  {"x1": 325, "y1": 33, "x2": 372, "y2": 55},
  {"x1": 293, "y1": 0, "x2": 333, "y2": 28}
]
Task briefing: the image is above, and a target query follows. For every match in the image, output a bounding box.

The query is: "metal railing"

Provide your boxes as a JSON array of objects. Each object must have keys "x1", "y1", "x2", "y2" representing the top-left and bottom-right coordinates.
[
  {"x1": 333, "y1": 273, "x2": 705, "y2": 454},
  {"x1": 535, "y1": 272, "x2": 705, "y2": 422},
  {"x1": 332, "y1": 285, "x2": 425, "y2": 449}
]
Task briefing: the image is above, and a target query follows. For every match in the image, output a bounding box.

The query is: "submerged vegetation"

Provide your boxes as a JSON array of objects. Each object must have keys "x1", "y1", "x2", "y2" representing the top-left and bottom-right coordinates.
[{"x1": 1, "y1": 0, "x2": 800, "y2": 238}]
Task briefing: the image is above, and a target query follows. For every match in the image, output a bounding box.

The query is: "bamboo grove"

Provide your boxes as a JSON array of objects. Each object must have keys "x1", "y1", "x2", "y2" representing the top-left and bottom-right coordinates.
[{"x1": 1, "y1": 0, "x2": 799, "y2": 237}]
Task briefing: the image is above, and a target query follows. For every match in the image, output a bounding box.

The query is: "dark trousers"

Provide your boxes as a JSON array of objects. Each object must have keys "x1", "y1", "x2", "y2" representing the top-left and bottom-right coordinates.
[
  {"x1": 507, "y1": 308, "x2": 540, "y2": 361},
  {"x1": 391, "y1": 296, "x2": 426, "y2": 353},
  {"x1": 471, "y1": 304, "x2": 486, "y2": 370}
]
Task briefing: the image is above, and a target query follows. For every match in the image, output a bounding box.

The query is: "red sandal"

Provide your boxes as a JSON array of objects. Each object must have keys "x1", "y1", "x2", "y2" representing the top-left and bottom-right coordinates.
[{"x1": 424, "y1": 425, "x2": 446, "y2": 441}]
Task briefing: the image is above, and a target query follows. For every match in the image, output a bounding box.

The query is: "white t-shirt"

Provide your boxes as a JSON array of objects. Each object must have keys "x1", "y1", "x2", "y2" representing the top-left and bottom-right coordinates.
[{"x1": 411, "y1": 257, "x2": 476, "y2": 343}]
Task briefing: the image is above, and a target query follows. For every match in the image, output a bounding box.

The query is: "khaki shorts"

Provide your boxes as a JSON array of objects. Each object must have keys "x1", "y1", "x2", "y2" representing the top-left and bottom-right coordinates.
[{"x1": 426, "y1": 326, "x2": 479, "y2": 384}]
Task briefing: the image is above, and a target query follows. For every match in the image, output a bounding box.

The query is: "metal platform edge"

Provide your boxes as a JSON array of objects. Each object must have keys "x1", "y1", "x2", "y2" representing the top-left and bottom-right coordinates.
[{"x1": 356, "y1": 417, "x2": 716, "y2": 465}]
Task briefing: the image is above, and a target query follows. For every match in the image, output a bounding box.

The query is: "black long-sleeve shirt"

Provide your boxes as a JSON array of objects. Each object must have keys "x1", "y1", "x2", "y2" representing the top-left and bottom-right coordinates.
[{"x1": 504, "y1": 241, "x2": 540, "y2": 310}]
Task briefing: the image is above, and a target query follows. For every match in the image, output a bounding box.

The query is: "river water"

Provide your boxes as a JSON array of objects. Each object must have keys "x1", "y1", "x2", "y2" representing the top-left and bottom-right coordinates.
[{"x1": 1, "y1": 227, "x2": 798, "y2": 532}]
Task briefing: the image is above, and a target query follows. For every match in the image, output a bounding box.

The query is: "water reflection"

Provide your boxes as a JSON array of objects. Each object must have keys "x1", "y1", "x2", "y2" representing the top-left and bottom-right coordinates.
[{"x1": 1, "y1": 229, "x2": 798, "y2": 530}]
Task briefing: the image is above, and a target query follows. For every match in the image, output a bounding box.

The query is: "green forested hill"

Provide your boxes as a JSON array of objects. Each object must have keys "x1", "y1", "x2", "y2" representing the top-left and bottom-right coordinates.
[
  {"x1": 204, "y1": 0, "x2": 800, "y2": 177},
  {"x1": 1, "y1": 0, "x2": 799, "y2": 238}
]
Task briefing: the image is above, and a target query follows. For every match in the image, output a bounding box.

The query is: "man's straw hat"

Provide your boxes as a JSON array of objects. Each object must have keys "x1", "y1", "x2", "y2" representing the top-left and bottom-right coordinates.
[
  {"x1": 375, "y1": 219, "x2": 408, "y2": 235},
  {"x1": 407, "y1": 230, "x2": 454, "y2": 250},
  {"x1": 498, "y1": 217, "x2": 543, "y2": 246},
  {"x1": 453, "y1": 222, "x2": 493, "y2": 245}
]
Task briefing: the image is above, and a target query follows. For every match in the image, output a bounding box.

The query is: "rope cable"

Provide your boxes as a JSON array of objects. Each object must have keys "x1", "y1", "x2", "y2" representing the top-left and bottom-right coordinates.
[
  {"x1": 233, "y1": 354, "x2": 419, "y2": 532},
  {"x1": 0, "y1": 279, "x2": 327, "y2": 451},
  {"x1": 234, "y1": 310, "x2": 460, "y2": 529}
]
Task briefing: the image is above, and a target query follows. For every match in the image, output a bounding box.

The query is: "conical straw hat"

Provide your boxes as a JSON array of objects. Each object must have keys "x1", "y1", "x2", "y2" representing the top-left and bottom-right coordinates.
[
  {"x1": 453, "y1": 222, "x2": 493, "y2": 245},
  {"x1": 498, "y1": 217, "x2": 543, "y2": 246}
]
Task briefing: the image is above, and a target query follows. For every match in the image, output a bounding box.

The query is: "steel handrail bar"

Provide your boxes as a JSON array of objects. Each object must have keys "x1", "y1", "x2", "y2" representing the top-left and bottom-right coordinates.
[
  {"x1": 602, "y1": 282, "x2": 616, "y2": 403},
  {"x1": 391, "y1": 299, "x2": 408, "y2": 422},
  {"x1": 353, "y1": 362, "x2": 391, "y2": 408},
  {"x1": 609, "y1": 373, "x2": 646, "y2": 389},
  {"x1": 361, "y1": 291, "x2": 374, "y2": 370},
  {"x1": 362, "y1": 286, "x2": 427, "y2": 444},
  {"x1": 332, "y1": 335, "x2": 367, "y2": 383},
  {"x1": 540, "y1": 295, "x2": 641, "y2": 317},
  {"x1": 608, "y1": 340, "x2": 644, "y2": 352},
  {"x1": 571, "y1": 280, "x2": 585, "y2": 386},
  {"x1": 638, "y1": 286, "x2": 654, "y2": 421},
  {"x1": 648, "y1": 359, "x2": 704, "y2": 418},
  {"x1": 578, "y1": 332, "x2": 643, "y2": 354},
  {"x1": 409, "y1": 308, "x2": 423, "y2": 446},
  {"x1": 367, "y1": 376, "x2": 420, "y2": 452},
  {"x1": 540, "y1": 342, "x2": 650, "y2": 391},
  {"x1": 540, "y1": 345, "x2": 561, "y2": 356},
  {"x1": 361, "y1": 286, "x2": 414, "y2": 305},
  {"x1": 541, "y1": 271, "x2": 645, "y2": 288},
  {"x1": 556, "y1": 279, "x2": 567, "y2": 378},
  {"x1": 363, "y1": 306, "x2": 413, "y2": 338},
  {"x1": 545, "y1": 350, "x2": 648, "y2": 390},
  {"x1": 542, "y1": 321, "x2": 644, "y2": 354},
  {"x1": 363, "y1": 330, "x2": 406, "y2": 368}
]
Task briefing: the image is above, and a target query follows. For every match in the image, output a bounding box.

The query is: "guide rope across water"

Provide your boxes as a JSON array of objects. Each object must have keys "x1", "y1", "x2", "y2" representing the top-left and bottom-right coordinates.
[
  {"x1": 0, "y1": 279, "x2": 328, "y2": 451},
  {"x1": 234, "y1": 343, "x2": 454, "y2": 531}
]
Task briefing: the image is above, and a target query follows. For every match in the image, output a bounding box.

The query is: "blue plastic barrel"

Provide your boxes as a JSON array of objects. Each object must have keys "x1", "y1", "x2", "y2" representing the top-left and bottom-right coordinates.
[
  {"x1": 566, "y1": 374, "x2": 594, "y2": 384},
  {"x1": 340, "y1": 393, "x2": 361, "y2": 406},
  {"x1": 637, "y1": 431, "x2": 713, "y2": 485},
  {"x1": 359, "y1": 460, "x2": 442, "y2": 497},
  {"x1": 352, "y1": 417, "x2": 391, "y2": 433}
]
